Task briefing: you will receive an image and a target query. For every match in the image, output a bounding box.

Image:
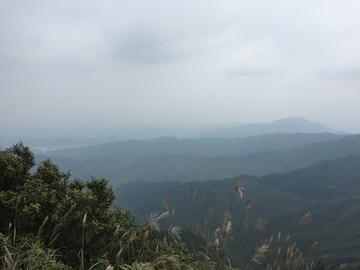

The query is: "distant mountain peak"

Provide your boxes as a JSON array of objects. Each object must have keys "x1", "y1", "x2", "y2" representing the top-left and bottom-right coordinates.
[
  {"x1": 271, "y1": 116, "x2": 314, "y2": 123},
  {"x1": 270, "y1": 116, "x2": 326, "y2": 127},
  {"x1": 199, "y1": 117, "x2": 334, "y2": 138}
]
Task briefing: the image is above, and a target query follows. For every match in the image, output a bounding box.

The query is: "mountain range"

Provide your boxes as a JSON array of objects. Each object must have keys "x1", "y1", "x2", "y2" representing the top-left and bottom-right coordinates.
[
  {"x1": 38, "y1": 132, "x2": 347, "y2": 185},
  {"x1": 198, "y1": 116, "x2": 335, "y2": 138}
]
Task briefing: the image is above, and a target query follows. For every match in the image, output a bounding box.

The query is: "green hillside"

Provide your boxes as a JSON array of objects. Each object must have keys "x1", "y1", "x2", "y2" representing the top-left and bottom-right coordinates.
[
  {"x1": 45, "y1": 133, "x2": 342, "y2": 163},
  {"x1": 116, "y1": 155, "x2": 360, "y2": 267},
  {"x1": 38, "y1": 134, "x2": 359, "y2": 186}
]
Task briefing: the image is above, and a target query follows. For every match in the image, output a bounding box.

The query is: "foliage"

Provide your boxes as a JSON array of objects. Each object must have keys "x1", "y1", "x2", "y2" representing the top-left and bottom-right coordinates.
[
  {"x1": 0, "y1": 233, "x2": 71, "y2": 270},
  {"x1": 0, "y1": 143, "x2": 193, "y2": 269}
]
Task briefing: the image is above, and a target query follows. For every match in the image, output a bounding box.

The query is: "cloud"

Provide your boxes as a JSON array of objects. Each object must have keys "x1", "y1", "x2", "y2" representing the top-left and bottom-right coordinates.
[
  {"x1": 108, "y1": 28, "x2": 183, "y2": 65},
  {"x1": 226, "y1": 68, "x2": 276, "y2": 77},
  {"x1": 1, "y1": 0, "x2": 360, "y2": 134},
  {"x1": 318, "y1": 67, "x2": 360, "y2": 80}
]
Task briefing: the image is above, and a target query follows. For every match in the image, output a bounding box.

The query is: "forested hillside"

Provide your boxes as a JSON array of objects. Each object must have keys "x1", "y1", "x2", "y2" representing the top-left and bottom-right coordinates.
[
  {"x1": 38, "y1": 133, "x2": 345, "y2": 185},
  {"x1": 116, "y1": 155, "x2": 360, "y2": 267}
]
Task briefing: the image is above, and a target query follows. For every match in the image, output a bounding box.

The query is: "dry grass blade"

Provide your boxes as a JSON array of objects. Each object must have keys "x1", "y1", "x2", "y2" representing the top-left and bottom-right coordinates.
[
  {"x1": 337, "y1": 263, "x2": 347, "y2": 269},
  {"x1": 3, "y1": 246, "x2": 13, "y2": 268},
  {"x1": 82, "y1": 213, "x2": 87, "y2": 226},
  {"x1": 309, "y1": 241, "x2": 319, "y2": 252},
  {"x1": 157, "y1": 211, "x2": 170, "y2": 220},
  {"x1": 162, "y1": 194, "x2": 168, "y2": 210},
  {"x1": 286, "y1": 235, "x2": 291, "y2": 243},
  {"x1": 116, "y1": 247, "x2": 124, "y2": 260},
  {"x1": 64, "y1": 203, "x2": 77, "y2": 218},
  {"x1": 190, "y1": 185, "x2": 197, "y2": 201},
  {"x1": 242, "y1": 199, "x2": 251, "y2": 231},
  {"x1": 146, "y1": 211, "x2": 169, "y2": 231},
  {"x1": 15, "y1": 195, "x2": 22, "y2": 209},
  {"x1": 152, "y1": 254, "x2": 181, "y2": 269},
  {"x1": 207, "y1": 184, "x2": 213, "y2": 194},
  {"x1": 127, "y1": 231, "x2": 137, "y2": 247},
  {"x1": 147, "y1": 212, "x2": 160, "y2": 231},
  {"x1": 81, "y1": 213, "x2": 87, "y2": 270},
  {"x1": 143, "y1": 230, "x2": 150, "y2": 241},
  {"x1": 214, "y1": 228, "x2": 224, "y2": 251},
  {"x1": 141, "y1": 263, "x2": 154, "y2": 270},
  {"x1": 113, "y1": 224, "x2": 120, "y2": 238},
  {"x1": 225, "y1": 221, "x2": 233, "y2": 234},
  {"x1": 245, "y1": 198, "x2": 251, "y2": 208},
  {"x1": 252, "y1": 244, "x2": 270, "y2": 265},
  {"x1": 165, "y1": 255, "x2": 181, "y2": 268},
  {"x1": 255, "y1": 218, "x2": 269, "y2": 231},
  {"x1": 252, "y1": 237, "x2": 273, "y2": 265},
  {"x1": 222, "y1": 211, "x2": 232, "y2": 232},
  {"x1": 50, "y1": 203, "x2": 77, "y2": 243},
  {"x1": 300, "y1": 212, "x2": 312, "y2": 225},
  {"x1": 37, "y1": 215, "x2": 49, "y2": 236},
  {"x1": 314, "y1": 255, "x2": 330, "y2": 268},
  {"x1": 119, "y1": 262, "x2": 153, "y2": 270},
  {"x1": 235, "y1": 184, "x2": 245, "y2": 200},
  {"x1": 168, "y1": 224, "x2": 182, "y2": 241}
]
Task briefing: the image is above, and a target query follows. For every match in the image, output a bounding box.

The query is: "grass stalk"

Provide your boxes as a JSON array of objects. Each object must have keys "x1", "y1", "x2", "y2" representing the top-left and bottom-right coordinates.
[{"x1": 80, "y1": 213, "x2": 87, "y2": 270}]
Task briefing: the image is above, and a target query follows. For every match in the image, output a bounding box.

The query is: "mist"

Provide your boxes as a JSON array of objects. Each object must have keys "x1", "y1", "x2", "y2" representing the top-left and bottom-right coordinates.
[{"x1": 1, "y1": 0, "x2": 360, "y2": 138}]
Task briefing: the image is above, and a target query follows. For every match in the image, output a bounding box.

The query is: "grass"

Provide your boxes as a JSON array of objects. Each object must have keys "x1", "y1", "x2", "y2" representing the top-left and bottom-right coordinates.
[{"x1": 169, "y1": 180, "x2": 347, "y2": 270}]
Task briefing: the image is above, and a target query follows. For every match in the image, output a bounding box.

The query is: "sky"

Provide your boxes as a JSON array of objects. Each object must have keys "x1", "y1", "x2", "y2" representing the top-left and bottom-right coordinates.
[{"x1": 1, "y1": 0, "x2": 360, "y2": 137}]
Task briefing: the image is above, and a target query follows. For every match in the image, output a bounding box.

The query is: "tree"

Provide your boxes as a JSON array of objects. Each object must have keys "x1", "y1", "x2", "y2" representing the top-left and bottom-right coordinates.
[
  {"x1": 0, "y1": 144, "x2": 132, "y2": 268},
  {"x1": 0, "y1": 143, "x2": 193, "y2": 269}
]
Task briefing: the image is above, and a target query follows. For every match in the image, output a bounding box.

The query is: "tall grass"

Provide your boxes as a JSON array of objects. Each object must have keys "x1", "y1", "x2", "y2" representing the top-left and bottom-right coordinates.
[{"x1": 179, "y1": 181, "x2": 344, "y2": 270}]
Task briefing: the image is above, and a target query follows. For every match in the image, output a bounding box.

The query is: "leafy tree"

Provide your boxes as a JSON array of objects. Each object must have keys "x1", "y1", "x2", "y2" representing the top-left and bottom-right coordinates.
[
  {"x1": 0, "y1": 144, "x2": 132, "y2": 268},
  {"x1": 0, "y1": 142, "x2": 35, "y2": 234},
  {"x1": 0, "y1": 143, "x2": 196, "y2": 269},
  {"x1": 0, "y1": 142, "x2": 34, "y2": 190}
]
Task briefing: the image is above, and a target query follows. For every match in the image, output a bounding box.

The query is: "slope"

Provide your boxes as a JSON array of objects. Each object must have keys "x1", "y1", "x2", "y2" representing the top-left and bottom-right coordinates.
[
  {"x1": 199, "y1": 117, "x2": 335, "y2": 138},
  {"x1": 44, "y1": 133, "x2": 342, "y2": 163},
  {"x1": 38, "y1": 133, "x2": 358, "y2": 186},
  {"x1": 115, "y1": 155, "x2": 360, "y2": 266}
]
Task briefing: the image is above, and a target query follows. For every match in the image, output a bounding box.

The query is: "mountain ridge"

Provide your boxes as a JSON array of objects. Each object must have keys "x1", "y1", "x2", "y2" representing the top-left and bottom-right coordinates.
[
  {"x1": 199, "y1": 116, "x2": 335, "y2": 138},
  {"x1": 38, "y1": 133, "x2": 358, "y2": 185},
  {"x1": 44, "y1": 132, "x2": 343, "y2": 163}
]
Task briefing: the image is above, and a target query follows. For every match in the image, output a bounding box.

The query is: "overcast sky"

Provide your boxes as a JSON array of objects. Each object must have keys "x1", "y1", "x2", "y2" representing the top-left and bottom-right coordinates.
[{"x1": 1, "y1": 0, "x2": 360, "y2": 137}]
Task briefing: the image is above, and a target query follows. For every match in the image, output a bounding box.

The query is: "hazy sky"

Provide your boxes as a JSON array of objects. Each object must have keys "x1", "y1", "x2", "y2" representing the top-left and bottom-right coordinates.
[{"x1": 1, "y1": 0, "x2": 360, "y2": 136}]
